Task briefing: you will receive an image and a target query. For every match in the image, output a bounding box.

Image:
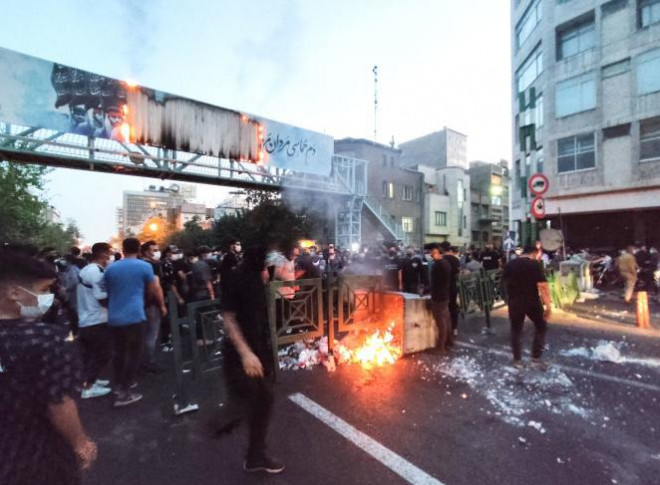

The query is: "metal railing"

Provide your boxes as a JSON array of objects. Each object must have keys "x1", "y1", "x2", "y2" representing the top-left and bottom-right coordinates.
[{"x1": 363, "y1": 194, "x2": 407, "y2": 241}]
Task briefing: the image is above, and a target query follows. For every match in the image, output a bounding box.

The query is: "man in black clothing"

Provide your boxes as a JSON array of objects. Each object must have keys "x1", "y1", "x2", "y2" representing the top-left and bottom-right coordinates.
[
  {"x1": 190, "y1": 245, "x2": 215, "y2": 302},
  {"x1": 382, "y1": 246, "x2": 402, "y2": 291},
  {"x1": 429, "y1": 243, "x2": 453, "y2": 352},
  {"x1": 0, "y1": 248, "x2": 97, "y2": 484},
  {"x1": 440, "y1": 242, "x2": 460, "y2": 337},
  {"x1": 480, "y1": 244, "x2": 501, "y2": 271},
  {"x1": 220, "y1": 239, "x2": 242, "y2": 301},
  {"x1": 503, "y1": 245, "x2": 553, "y2": 370},
  {"x1": 400, "y1": 246, "x2": 424, "y2": 294},
  {"x1": 219, "y1": 245, "x2": 284, "y2": 474}
]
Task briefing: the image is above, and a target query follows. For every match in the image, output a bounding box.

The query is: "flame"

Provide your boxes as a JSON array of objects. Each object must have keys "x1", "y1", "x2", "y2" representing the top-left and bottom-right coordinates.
[
  {"x1": 352, "y1": 323, "x2": 401, "y2": 369},
  {"x1": 125, "y1": 78, "x2": 139, "y2": 88},
  {"x1": 120, "y1": 122, "x2": 131, "y2": 142}
]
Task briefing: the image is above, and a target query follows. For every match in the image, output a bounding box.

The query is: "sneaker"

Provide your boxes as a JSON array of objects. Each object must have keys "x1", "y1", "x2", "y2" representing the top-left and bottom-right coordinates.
[
  {"x1": 161, "y1": 344, "x2": 174, "y2": 353},
  {"x1": 243, "y1": 456, "x2": 285, "y2": 474},
  {"x1": 112, "y1": 382, "x2": 138, "y2": 396},
  {"x1": 113, "y1": 392, "x2": 143, "y2": 408},
  {"x1": 81, "y1": 385, "x2": 112, "y2": 399},
  {"x1": 530, "y1": 358, "x2": 549, "y2": 371},
  {"x1": 95, "y1": 379, "x2": 110, "y2": 387},
  {"x1": 512, "y1": 360, "x2": 524, "y2": 370}
]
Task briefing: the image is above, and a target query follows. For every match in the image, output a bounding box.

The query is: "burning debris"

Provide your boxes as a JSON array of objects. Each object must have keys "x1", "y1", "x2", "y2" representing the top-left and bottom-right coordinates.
[{"x1": 279, "y1": 324, "x2": 402, "y2": 371}]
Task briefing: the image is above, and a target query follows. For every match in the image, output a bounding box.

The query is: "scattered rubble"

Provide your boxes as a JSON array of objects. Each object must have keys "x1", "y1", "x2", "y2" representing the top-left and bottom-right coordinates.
[{"x1": 560, "y1": 341, "x2": 660, "y2": 368}]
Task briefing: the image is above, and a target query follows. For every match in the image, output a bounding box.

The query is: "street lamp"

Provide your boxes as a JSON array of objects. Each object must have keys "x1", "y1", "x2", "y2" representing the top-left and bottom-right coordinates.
[{"x1": 149, "y1": 222, "x2": 158, "y2": 232}]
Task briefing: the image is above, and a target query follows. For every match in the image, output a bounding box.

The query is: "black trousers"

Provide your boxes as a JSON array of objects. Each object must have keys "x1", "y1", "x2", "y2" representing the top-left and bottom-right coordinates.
[
  {"x1": 221, "y1": 351, "x2": 275, "y2": 460},
  {"x1": 508, "y1": 303, "x2": 547, "y2": 361},
  {"x1": 430, "y1": 300, "x2": 452, "y2": 351},
  {"x1": 110, "y1": 323, "x2": 145, "y2": 393},
  {"x1": 78, "y1": 323, "x2": 112, "y2": 386},
  {"x1": 449, "y1": 290, "x2": 459, "y2": 331}
]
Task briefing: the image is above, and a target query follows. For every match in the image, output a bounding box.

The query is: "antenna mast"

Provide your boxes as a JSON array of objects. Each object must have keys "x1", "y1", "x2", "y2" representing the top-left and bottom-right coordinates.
[{"x1": 373, "y1": 65, "x2": 378, "y2": 142}]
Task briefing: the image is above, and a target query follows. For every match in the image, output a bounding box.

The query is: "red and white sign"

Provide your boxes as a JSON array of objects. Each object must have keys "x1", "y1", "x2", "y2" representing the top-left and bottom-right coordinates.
[
  {"x1": 531, "y1": 197, "x2": 546, "y2": 219},
  {"x1": 528, "y1": 173, "x2": 549, "y2": 196}
]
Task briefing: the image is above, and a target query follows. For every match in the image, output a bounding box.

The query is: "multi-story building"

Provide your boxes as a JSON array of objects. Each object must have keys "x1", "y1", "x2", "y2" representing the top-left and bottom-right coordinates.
[
  {"x1": 469, "y1": 160, "x2": 511, "y2": 248},
  {"x1": 118, "y1": 184, "x2": 189, "y2": 237},
  {"x1": 511, "y1": 0, "x2": 660, "y2": 249},
  {"x1": 168, "y1": 202, "x2": 214, "y2": 231},
  {"x1": 334, "y1": 138, "x2": 424, "y2": 247},
  {"x1": 415, "y1": 164, "x2": 472, "y2": 247},
  {"x1": 399, "y1": 128, "x2": 468, "y2": 170}
]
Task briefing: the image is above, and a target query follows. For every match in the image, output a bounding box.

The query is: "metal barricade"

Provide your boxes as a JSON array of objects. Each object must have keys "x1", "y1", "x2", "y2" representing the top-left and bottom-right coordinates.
[
  {"x1": 458, "y1": 269, "x2": 503, "y2": 334},
  {"x1": 168, "y1": 292, "x2": 222, "y2": 416}
]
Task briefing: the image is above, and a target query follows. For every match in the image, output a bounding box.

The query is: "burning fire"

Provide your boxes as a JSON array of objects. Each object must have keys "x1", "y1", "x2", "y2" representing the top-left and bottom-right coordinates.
[{"x1": 352, "y1": 323, "x2": 401, "y2": 369}]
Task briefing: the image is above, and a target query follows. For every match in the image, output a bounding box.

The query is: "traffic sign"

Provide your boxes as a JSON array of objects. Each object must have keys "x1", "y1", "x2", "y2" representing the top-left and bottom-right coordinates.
[
  {"x1": 528, "y1": 173, "x2": 549, "y2": 196},
  {"x1": 531, "y1": 197, "x2": 546, "y2": 219}
]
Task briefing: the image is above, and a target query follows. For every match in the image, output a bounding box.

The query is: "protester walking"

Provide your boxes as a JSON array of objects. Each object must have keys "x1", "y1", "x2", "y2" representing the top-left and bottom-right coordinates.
[
  {"x1": 104, "y1": 238, "x2": 166, "y2": 407},
  {"x1": 617, "y1": 246, "x2": 638, "y2": 304},
  {"x1": 503, "y1": 245, "x2": 553, "y2": 370},
  {"x1": 76, "y1": 242, "x2": 114, "y2": 399},
  {"x1": 0, "y1": 248, "x2": 97, "y2": 484},
  {"x1": 218, "y1": 245, "x2": 285, "y2": 474}
]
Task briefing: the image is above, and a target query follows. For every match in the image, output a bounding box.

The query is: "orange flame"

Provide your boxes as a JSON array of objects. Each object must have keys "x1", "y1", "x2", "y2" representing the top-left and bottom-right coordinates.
[
  {"x1": 352, "y1": 323, "x2": 401, "y2": 369},
  {"x1": 120, "y1": 122, "x2": 131, "y2": 142}
]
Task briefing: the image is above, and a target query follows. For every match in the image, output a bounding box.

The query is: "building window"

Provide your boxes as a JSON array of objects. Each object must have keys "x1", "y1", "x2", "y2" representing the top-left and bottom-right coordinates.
[
  {"x1": 536, "y1": 147, "x2": 544, "y2": 173},
  {"x1": 603, "y1": 123, "x2": 631, "y2": 139},
  {"x1": 602, "y1": 0, "x2": 628, "y2": 17},
  {"x1": 535, "y1": 93, "x2": 544, "y2": 128},
  {"x1": 557, "y1": 0, "x2": 573, "y2": 4},
  {"x1": 640, "y1": 116, "x2": 660, "y2": 161},
  {"x1": 639, "y1": 0, "x2": 660, "y2": 28},
  {"x1": 557, "y1": 18, "x2": 595, "y2": 60},
  {"x1": 516, "y1": 43, "x2": 543, "y2": 93},
  {"x1": 602, "y1": 58, "x2": 630, "y2": 79},
  {"x1": 402, "y1": 217, "x2": 414, "y2": 233},
  {"x1": 382, "y1": 181, "x2": 387, "y2": 198},
  {"x1": 515, "y1": 0, "x2": 542, "y2": 49},
  {"x1": 514, "y1": 159, "x2": 521, "y2": 189},
  {"x1": 492, "y1": 196, "x2": 502, "y2": 206},
  {"x1": 382, "y1": 155, "x2": 387, "y2": 167},
  {"x1": 556, "y1": 72, "x2": 596, "y2": 117},
  {"x1": 389, "y1": 156, "x2": 395, "y2": 167},
  {"x1": 403, "y1": 185, "x2": 413, "y2": 201},
  {"x1": 435, "y1": 211, "x2": 447, "y2": 226},
  {"x1": 388, "y1": 182, "x2": 395, "y2": 199},
  {"x1": 637, "y1": 48, "x2": 660, "y2": 95},
  {"x1": 457, "y1": 179, "x2": 465, "y2": 205},
  {"x1": 558, "y1": 133, "x2": 596, "y2": 173},
  {"x1": 463, "y1": 215, "x2": 467, "y2": 229}
]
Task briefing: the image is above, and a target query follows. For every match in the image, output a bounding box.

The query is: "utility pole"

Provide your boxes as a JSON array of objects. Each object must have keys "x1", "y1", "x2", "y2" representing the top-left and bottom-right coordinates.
[{"x1": 373, "y1": 65, "x2": 378, "y2": 142}]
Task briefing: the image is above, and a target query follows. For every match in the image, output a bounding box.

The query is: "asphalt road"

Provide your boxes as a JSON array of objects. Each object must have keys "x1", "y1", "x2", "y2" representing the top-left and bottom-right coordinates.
[{"x1": 80, "y1": 309, "x2": 660, "y2": 485}]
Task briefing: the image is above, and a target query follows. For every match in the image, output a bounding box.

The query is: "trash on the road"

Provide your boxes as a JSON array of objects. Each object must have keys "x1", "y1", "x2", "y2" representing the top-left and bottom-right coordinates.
[
  {"x1": 518, "y1": 437, "x2": 527, "y2": 444},
  {"x1": 527, "y1": 421, "x2": 546, "y2": 434},
  {"x1": 557, "y1": 457, "x2": 565, "y2": 464},
  {"x1": 560, "y1": 341, "x2": 660, "y2": 368}
]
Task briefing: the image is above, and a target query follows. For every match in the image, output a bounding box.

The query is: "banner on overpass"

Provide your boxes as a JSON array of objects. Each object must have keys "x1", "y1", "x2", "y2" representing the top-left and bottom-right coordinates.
[{"x1": 0, "y1": 46, "x2": 332, "y2": 176}]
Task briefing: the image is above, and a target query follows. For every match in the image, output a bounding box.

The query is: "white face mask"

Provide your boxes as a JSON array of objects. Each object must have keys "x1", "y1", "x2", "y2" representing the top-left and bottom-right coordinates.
[
  {"x1": 153, "y1": 251, "x2": 161, "y2": 260},
  {"x1": 18, "y1": 287, "x2": 55, "y2": 320},
  {"x1": 234, "y1": 245, "x2": 242, "y2": 253},
  {"x1": 172, "y1": 253, "x2": 183, "y2": 261}
]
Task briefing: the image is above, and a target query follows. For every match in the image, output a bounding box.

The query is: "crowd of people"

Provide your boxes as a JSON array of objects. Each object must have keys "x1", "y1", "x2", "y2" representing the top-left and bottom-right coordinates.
[{"x1": 2, "y1": 234, "x2": 658, "y2": 483}]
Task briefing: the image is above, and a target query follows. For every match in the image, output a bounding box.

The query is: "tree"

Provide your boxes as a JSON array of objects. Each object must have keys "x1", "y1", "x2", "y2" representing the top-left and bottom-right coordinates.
[
  {"x1": 0, "y1": 162, "x2": 49, "y2": 242},
  {"x1": 0, "y1": 161, "x2": 82, "y2": 252}
]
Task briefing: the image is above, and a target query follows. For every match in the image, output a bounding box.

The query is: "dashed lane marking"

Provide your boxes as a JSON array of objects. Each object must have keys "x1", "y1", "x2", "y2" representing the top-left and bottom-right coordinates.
[{"x1": 288, "y1": 392, "x2": 444, "y2": 485}]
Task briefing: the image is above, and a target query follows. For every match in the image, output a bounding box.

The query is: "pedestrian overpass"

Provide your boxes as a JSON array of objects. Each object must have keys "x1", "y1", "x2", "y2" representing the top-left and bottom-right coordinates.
[{"x1": 0, "y1": 46, "x2": 406, "y2": 248}]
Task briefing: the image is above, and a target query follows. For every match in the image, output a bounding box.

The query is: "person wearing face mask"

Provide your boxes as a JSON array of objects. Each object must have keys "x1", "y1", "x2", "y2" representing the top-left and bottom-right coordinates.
[
  {"x1": 382, "y1": 245, "x2": 402, "y2": 291},
  {"x1": 140, "y1": 240, "x2": 166, "y2": 373},
  {"x1": 76, "y1": 242, "x2": 114, "y2": 399},
  {"x1": 159, "y1": 246, "x2": 186, "y2": 352},
  {"x1": 220, "y1": 239, "x2": 242, "y2": 303},
  {"x1": 0, "y1": 247, "x2": 97, "y2": 484},
  {"x1": 400, "y1": 246, "x2": 424, "y2": 294}
]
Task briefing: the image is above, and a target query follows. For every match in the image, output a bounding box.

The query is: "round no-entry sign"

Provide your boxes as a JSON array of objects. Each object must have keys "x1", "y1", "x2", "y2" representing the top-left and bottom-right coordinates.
[
  {"x1": 531, "y1": 197, "x2": 546, "y2": 219},
  {"x1": 528, "y1": 173, "x2": 549, "y2": 196}
]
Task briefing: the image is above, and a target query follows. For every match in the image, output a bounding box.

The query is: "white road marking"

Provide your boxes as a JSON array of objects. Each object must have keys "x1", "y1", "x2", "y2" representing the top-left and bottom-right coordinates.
[
  {"x1": 457, "y1": 342, "x2": 660, "y2": 393},
  {"x1": 288, "y1": 392, "x2": 444, "y2": 485}
]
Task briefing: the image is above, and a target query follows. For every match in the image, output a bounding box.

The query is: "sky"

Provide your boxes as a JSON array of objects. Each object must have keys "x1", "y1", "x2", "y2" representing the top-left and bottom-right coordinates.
[{"x1": 0, "y1": 0, "x2": 512, "y2": 244}]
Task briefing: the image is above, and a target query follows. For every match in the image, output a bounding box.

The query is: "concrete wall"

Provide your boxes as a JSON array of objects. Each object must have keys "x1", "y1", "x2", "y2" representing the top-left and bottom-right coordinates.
[{"x1": 399, "y1": 128, "x2": 468, "y2": 170}]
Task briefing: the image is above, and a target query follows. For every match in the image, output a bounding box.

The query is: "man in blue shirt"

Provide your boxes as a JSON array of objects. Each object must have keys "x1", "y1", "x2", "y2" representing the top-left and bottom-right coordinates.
[{"x1": 104, "y1": 238, "x2": 167, "y2": 407}]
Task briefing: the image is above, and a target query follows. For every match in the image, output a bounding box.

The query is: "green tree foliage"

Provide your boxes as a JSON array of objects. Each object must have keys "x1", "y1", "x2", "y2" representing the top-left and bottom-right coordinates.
[
  {"x1": 0, "y1": 162, "x2": 81, "y2": 252},
  {"x1": 167, "y1": 191, "x2": 327, "y2": 254}
]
